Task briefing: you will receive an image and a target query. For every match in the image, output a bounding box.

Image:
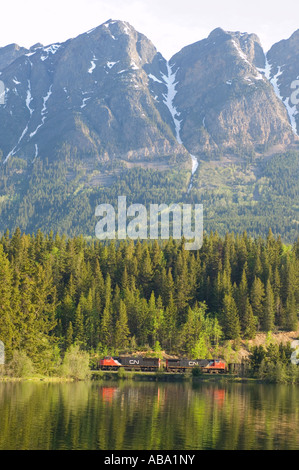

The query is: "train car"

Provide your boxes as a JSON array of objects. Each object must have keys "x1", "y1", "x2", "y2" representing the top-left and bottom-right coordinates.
[
  {"x1": 166, "y1": 358, "x2": 211, "y2": 372},
  {"x1": 99, "y1": 356, "x2": 160, "y2": 371},
  {"x1": 119, "y1": 356, "x2": 160, "y2": 371},
  {"x1": 166, "y1": 358, "x2": 227, "y2": 373}
]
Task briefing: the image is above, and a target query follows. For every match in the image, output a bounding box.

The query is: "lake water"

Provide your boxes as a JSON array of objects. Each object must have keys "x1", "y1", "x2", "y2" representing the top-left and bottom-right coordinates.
[{"x1": 1, "y1": 380, "x2": 299, "y2": 450}]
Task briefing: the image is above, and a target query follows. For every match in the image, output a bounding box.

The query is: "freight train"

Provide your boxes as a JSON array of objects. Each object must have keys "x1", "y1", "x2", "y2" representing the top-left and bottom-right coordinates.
[{"x1": 99, "y1": 356, "x2": 227, "y2": 373}]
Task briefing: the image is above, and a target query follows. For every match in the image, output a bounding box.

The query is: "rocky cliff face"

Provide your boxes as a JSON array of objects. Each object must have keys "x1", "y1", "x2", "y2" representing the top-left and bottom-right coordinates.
[
  {"x1": 0, "y1": 43, "x2": 30, "y2": 70},
  {"x1": 0, "y1": 20, "x2": 189, "y2": 168},
  {"x1": 170, "y1": 28, "x2": 297, "y2": 159},
  {"x1": 1, "y1": 21, "x2": 298, "y2": 168},
  {"x1": 266, "y1": 29, "x2": 299, "y2": 137}
]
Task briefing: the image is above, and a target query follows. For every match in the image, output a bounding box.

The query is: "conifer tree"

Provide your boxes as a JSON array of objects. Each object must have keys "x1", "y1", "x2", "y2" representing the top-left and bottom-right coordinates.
[
  {"x1": 100, "y1": 306, "x2": 113, "y2": 349},
  {"x1": 284, "y1": 292, "x2": 298, "y2": 331},
  {"x1": 121, "y1": 266, "x2": 129, "y2": 293},
  {"x1": 263, "y1": 279, "x2": 275, "y2": 332},
  {"x1": 114, "y1": 300, "x2": 130, "y2": 350},
  {"x1": 222, "y1": 293, "x2": 241, "y2": 340},
  {"x1": 251, "y1": 276, "x2": 265, "y2": 330},
  {"x1": 65, "y1": 322, "x2": 74, "y2": 350},
  {"x1": 243, "y1": 298, "x2": 257, "y2": 339},
  {"x1": 273, "y1": 266, "x2": 283, "y2": 327},
  {"x1": 139, "y1": 246, "x2": 153, "y2": 299},
  {"x1": 163, "y1": 293, "x2": 177, "y2": 350},
  {"x1": 236, "y1": 267, "x2": 249, "y2": 332},
  {"x1": 74, "y1": 301, "x2": 85, "y2": 345}
]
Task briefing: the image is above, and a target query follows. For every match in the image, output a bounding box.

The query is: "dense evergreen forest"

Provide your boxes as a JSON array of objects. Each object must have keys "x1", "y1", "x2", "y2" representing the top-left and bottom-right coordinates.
[
  {"x1": 0, "y1": 150, "x2": 298, "y2": 242},
  {"x1": 0, "y1": 229, "x2": 298, "y2": 375}
]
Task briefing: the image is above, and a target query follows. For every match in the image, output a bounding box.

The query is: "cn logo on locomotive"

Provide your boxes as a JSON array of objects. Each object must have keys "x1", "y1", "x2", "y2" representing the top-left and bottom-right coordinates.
[{"x1": 129, "y1": 360, "x2": 140, "y2": 364}]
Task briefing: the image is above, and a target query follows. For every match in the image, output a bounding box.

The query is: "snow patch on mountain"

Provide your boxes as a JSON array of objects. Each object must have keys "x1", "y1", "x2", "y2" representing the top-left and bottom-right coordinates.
[
  {"x1": 4, "y1": 82, "x2": 54, "y2": 162},
  {"x1": 80, "y1": 96, "x2": 91, "y2": 108},
  {"x1": 284, "y1": 97, "x2": 298, "y2": 136},
  {"x1": 122, "y1": 22, "x2": 132, "y2": 35},
  {"x1": 43, "y1": 44, "x2": 61, "y2": 55},
  {"x1": 4, "y1": 78, "x2": 36, "y2": 162},
  {"x1": 161, "y1": 62, "x2": 198, "y2": 189},
  {"x1": 148, "y1": 73, "x2": 163, "y2": 84},
  {"x1": 26, "y1": 81, "x2": 34, "y2": 116},
  {"x1": 231, "y1": 39, "x2": 250, "y2": 65},
  {"x1": 161, "y1": 63, "x2": 182, "y2": 144},
  {"x1": 130, "y1": 61, "x2": 139, "y2": 70},
  {"x1": 40, "y1": 43, "x2": 61, "y2": 61},
  {"x1": 4, "y1": 123, "x2": 29, "y2": 163},
  {"x1": 270, "y1": 66, "x2": 284, "y2": 100},
  {"x1": 86, "y1": 26, "x2": 97, "y2": 35},
  {"x1": 30, "y1": 85, "x2": 53, "y2": 138},
  {"x1": 258, "y1": 58, "x2": 298, "y2": 136},
  {"x1": 34, "y1": 143, "x2": 38, "y2": 160},
  {"x1": 107, "y1": 61, "x2": 118, "y2": 69},
  {"x1": 88, "y1": 56, "x2": 97, "y2": 74},
  {"x1": 104, "y1": 21, "x2": 118, "y2": 40}
]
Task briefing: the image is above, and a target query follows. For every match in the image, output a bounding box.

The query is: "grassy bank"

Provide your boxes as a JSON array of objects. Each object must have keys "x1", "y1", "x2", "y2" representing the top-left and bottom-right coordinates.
[
  {"x1": 0, "y1": 375, "x2": 76, "y2": 383},
  {"x1": 0, "y1": 370, "x2": 255, "y2": 383},
  {"x1": 91, "y1": 370, "x2": 256, "y2": 383}
]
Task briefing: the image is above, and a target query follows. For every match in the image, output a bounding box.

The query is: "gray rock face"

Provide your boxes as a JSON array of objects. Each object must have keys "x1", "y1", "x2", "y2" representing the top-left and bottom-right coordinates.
[
  {"x1": 0, "y1": 43, "x2": 29, "y2": 70},
  {"x1": 0, "y1": 21, "x2": 298, "y2": 167},
  {"x1": 170, "y1": 28, "x2": 297, "y2": 159},
  {"x1": 266, "y1": 29, "x2": 299, "y2": 137},
  {"x1": 0, "y1": 20, "x2": 188, "y2": 167}
]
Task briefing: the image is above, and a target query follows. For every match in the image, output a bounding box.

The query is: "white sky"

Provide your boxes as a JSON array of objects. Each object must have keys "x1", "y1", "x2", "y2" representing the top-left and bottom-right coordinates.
[{"x1": 1, "y1": 0, "x2": 298, "y2": 58}]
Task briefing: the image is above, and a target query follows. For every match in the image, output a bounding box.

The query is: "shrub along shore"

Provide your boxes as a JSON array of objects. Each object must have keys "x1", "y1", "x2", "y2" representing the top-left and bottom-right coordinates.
[{"x1": 1, "y1": 340, "x2": 299, "y2": 384}]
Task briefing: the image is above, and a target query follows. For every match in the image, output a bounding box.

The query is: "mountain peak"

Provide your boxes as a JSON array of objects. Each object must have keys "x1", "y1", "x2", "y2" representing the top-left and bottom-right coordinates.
[
  {"x1": 0, "y1": 43, "x2": 29, "y2": 70},
  {"x1": 100, "y1": 19, "x2": 136, "y2": 35},
  {"x1": 0, "y1": 22, "x2": 298, "y2": 165},
  {"x1": 30, "y1": 43, "x2": 43, "y2": 51},
  {"x1": 208, "y1": 27, "x2": 230, "y2": 41}
]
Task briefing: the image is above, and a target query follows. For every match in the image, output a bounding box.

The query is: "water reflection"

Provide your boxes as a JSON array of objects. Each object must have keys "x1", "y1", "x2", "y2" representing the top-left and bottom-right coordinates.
[
  {"x1": 101, "y1": 387, "x2": 118, "y2": 404},
  {"x1": 0, "y1": 381, "x2": 299, "y2": 450}
]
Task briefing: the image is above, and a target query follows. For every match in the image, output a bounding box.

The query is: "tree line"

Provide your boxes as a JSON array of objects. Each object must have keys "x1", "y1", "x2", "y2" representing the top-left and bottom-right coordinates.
[
  {"x1": 0, "y1": 228, "x2": 298, "y2": 374},
  {"x1": 0, "y1": 150, "x2": 298, "y2": 243}
]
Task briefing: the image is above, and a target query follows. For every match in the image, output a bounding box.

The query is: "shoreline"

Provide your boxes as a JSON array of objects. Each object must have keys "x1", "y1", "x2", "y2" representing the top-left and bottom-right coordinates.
[{"x1": 0, "y1": 371, "x2": 259, "y2": 384}]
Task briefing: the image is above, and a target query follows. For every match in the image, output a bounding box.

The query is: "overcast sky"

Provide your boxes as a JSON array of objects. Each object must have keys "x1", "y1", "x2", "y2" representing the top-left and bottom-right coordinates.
[{"x1": 1, "y1": 0, "x2": 298, "y2": 58}]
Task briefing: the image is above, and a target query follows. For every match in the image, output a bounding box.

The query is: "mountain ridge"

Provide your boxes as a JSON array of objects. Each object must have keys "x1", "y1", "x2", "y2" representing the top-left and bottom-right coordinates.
[
  {"x1": 0, "y1": 20, "x2": 298, "y2": 165},
  {"x1": 0, "y1": 20, "x2": 298, "y2": 241}
]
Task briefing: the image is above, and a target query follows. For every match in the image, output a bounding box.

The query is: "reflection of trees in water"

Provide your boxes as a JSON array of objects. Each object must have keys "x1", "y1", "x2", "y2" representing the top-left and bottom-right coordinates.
[
  {"x1": 0, "y1": 340, "x2": 4, "y2": 364},
  {"x1": 0, "y1": 382, "x2": 299, "y2": 449}
]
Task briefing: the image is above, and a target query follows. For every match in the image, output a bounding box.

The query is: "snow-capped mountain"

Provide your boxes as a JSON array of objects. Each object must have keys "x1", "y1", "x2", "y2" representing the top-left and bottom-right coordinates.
[
  {"x1": 0, "y1": 20, "x2": 189, "y2": 167},
  {"x1": 169, "y1": 27, "x2": 298, "y2": 159},
  {"x1": 0, "y1": 20, "x2": 298, "y2": 167},
  {"x1": 0, "y1": 20, "x2": 298, "y2": 238}
]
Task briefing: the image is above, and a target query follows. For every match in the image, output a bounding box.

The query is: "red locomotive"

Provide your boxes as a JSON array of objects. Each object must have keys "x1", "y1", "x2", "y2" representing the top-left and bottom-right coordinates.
[
  {"x1": 202, "y1": 359, "x2": 227, "y2": 373},
  {"x1": 99, "y1": 357, "x2": 122, "y2": 369}
]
